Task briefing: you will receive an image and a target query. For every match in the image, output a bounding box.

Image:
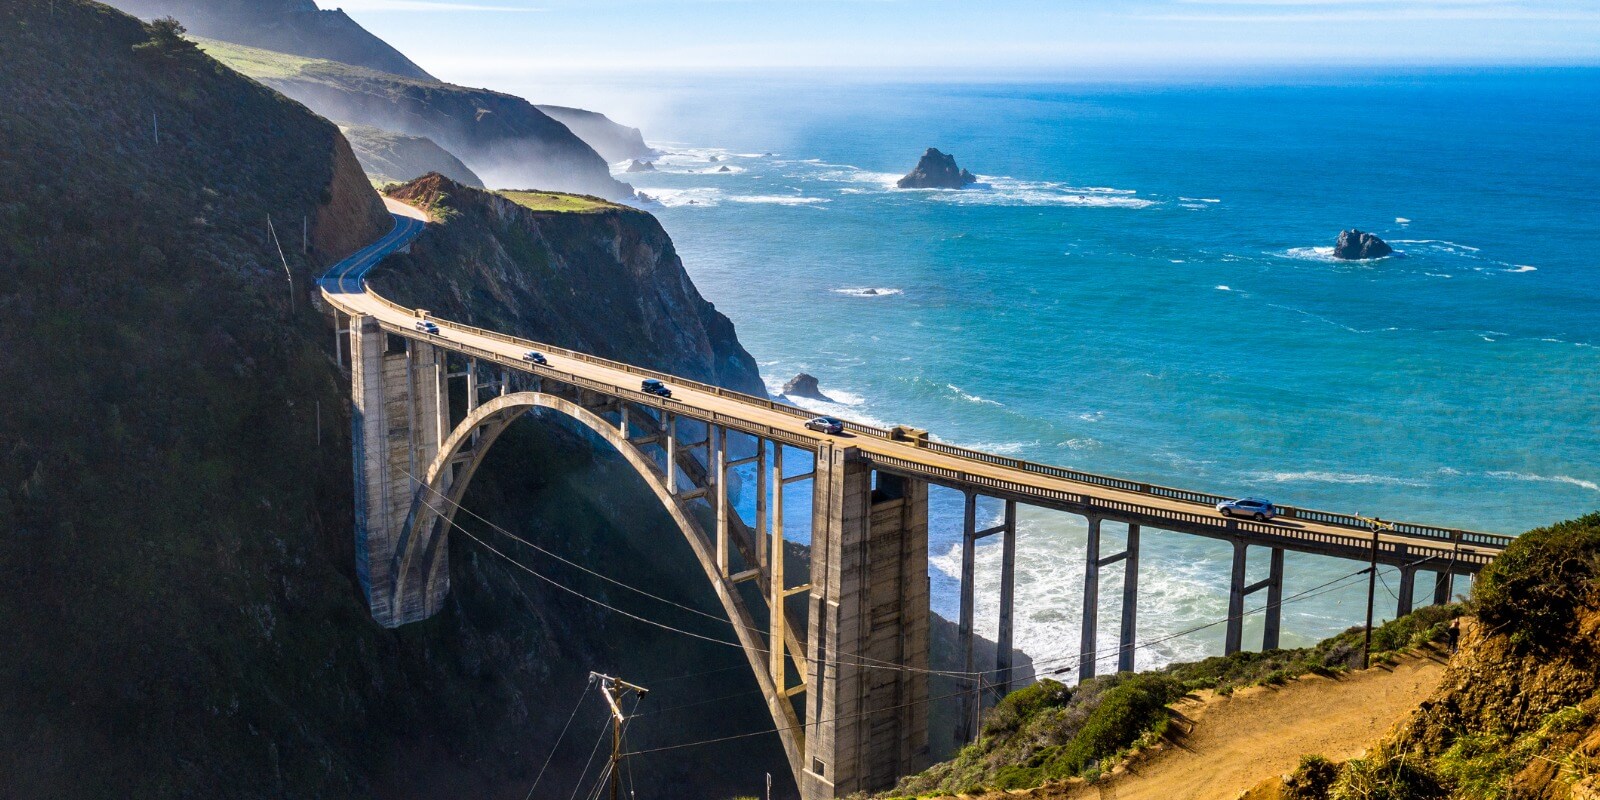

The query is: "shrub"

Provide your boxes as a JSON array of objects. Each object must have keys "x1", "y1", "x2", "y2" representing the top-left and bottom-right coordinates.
[
  {"x1": 981, "y1": 679, "x2": 1071, "y2": 738},
  {"x1": 1039, "y1": 674, "x2": 1184, "y2": 780},
  {"x1": 1283, "y1": 754, "x2": 1340, "y2": 800},
  {"x1": 1474, "y1": 512, "x2": 1600, "y2": 652},
  {"x1": 1331, "y1": 749, "x2": 1447, "y2": 800}
]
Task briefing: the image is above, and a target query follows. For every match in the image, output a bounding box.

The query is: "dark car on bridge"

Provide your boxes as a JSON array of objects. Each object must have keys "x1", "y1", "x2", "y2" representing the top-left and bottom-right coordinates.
[
  {"x1": 805, "y1": 416, "x2": 845, "y2": 434},
  {"x1": 1217, "y1": 497, "x2": 1278, "y2": 521},
  {"x1": 641, "y1": 379, "x2": 673, "y2": 398},
  {"x1": 522, "y1": 350, "x2": 548, "y2": 365}
]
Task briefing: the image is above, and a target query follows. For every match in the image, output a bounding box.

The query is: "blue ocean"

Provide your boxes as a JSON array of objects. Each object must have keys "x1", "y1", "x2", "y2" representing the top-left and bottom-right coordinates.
[{"x1": 531, "y1": 69, "x2": 1600, "y2": 675}]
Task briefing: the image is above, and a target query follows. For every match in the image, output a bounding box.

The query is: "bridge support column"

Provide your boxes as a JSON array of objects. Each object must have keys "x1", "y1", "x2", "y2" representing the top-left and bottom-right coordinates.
[
  {"x1": 1118, "y1": 524, "x2": 1140, "y2": 673},
  {"x1": 1079, "y1": 517, "x2": 1102, "y2": 682},
  {"x1": 995, "y1": 500, "x2": 1018, "y2": 697},
  {"x1": 1226, "y1": 543, "x2": 1284, "y2": 655},
  {"x1": 1263, "y1": 548, "x2": 1284, "y2": 651},
  {"x1": 349, "y1": 317, "x2": 445, "y2": 627},
  {"x1": 1225, "y1": 540, "x2": 1248, "y2": 655},
  {"x1": 803, "y1": 450, "x2": 929, "y2": 799},
  {"x1": 1433, "y1": 570, "x2": 1452, "y2": 606},
  {"x1": 1397, "y1": 564, "x2": 1417, "y2": 618},
  {"x1": 957, "y1": 491, "x2": 979, "y2": 744}
]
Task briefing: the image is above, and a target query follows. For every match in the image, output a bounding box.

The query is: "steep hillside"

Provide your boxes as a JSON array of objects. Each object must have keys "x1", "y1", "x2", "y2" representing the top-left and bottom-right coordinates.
[
  {"x1": 103, "y1": 0, "x2": 435, "y2": 79},
  {"x1": 0, "y1": 5, "x2": 789, "y2": 798},
  {"x1": 340, "y1": 123, "x2": 484, "y2": 188},
  {"x1": 1266, "y1": 513, "x2": 1600, "y2": 800},
  {"x1": 536, "y1": 104, "x2": 656, "y2": 162},
  {"x1": 375, "y1": 175, "x2": 761, "y2": 392},
  {"x1": 196, "y1": 38, "x2": 634, "y2": 199}
]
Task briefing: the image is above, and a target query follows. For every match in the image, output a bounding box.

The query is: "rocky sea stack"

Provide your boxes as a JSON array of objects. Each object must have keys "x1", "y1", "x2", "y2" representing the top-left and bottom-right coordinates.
[
  {"x1": 625, "y1": 159, "x2": 656, "y2": 173},
  {"x1": 898, "y1": 147, "x2": 978, "y2": 189},
  {"x1": 781, "y1": 372, "x2": 833, "y2": 402},
  {"x1": 1333, "y1": 229, "x2": 1394, "y2": 260}
]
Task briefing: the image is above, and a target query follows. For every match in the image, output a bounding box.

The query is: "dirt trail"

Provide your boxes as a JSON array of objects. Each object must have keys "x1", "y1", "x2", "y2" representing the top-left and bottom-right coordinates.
[{"x1": 1011, "y1": 652, "x2": 1447, "y2": 800}]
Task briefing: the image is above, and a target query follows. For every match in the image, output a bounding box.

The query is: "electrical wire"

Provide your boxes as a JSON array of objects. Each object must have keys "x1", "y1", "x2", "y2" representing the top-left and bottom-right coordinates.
[
  {"x1": 411, "y1": 491, "x2": 980, "y2": 681},
  {"x1": 524, "y1": 674, "x2": 595, "y2": 800}
]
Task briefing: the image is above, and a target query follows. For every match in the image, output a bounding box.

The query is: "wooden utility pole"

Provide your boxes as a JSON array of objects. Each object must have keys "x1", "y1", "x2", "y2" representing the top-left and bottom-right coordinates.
[{"x1": 593, "y1": 672, "x2": 648, "y2": 800}]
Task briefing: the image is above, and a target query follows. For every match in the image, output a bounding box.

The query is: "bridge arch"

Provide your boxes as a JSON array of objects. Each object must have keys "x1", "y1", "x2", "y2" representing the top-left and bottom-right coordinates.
[{"x1": 390, "y1": 390, "x2": 807, "y2": 775}]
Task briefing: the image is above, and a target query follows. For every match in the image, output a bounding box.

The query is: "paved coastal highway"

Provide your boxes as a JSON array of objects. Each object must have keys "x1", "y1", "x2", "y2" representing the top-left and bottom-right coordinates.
[{"x1": 322, "y1": 200, "x2": 1511, "y2": 569}]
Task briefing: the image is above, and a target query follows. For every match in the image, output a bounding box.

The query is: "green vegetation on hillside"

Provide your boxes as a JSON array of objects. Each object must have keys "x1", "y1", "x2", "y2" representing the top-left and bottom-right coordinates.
[
  {"x1": 194, "y1": 35, "x2": 322, "y2": 78},
  {"x1": 891, "y1": 605, "x2": 1463, "y2": 796},
  {"x1": 1274, "y1": 512, "x2": 1600, "y2": 800},
  {"x1": 501, "y1": 190, "x2": 621, "y2": 213}
]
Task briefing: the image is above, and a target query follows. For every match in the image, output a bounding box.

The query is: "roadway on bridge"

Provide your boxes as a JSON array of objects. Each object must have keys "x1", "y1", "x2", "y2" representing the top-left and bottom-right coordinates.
[{"x1": 322, "y1": 201, "x2": 1503, "y2": 565}]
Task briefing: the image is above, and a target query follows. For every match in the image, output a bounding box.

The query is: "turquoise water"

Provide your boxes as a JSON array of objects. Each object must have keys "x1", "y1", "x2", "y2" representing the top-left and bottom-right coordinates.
[{"x1": 579, "y1": 70, "x2": 1600, "y2": 675}]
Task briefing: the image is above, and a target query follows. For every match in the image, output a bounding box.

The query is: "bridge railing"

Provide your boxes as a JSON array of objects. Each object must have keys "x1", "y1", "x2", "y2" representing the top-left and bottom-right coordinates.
[{"x1": 343, "y1": 286, "x2": 1512, "y2": 553}]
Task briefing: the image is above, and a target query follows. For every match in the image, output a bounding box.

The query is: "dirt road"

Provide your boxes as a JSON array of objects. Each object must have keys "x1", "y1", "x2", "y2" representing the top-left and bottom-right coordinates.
[{"x1": 1012, "y1": 652, "x2": 1447, "y2": 800}]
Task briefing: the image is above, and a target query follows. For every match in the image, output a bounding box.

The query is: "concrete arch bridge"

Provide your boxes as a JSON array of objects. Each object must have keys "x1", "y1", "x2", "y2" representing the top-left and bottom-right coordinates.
[{"x1": 321, "y1": 205, "x2": 1511, "y2": 800}]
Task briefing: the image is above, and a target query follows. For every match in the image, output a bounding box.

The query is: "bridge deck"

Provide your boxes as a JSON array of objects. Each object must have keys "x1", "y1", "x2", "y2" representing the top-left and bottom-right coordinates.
[{"x1": 321, "y1": 206, "x2": 1511, "y2": 573}]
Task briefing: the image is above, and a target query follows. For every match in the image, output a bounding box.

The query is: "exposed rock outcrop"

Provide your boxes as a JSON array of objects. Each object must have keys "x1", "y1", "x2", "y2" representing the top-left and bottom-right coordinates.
[
  {"x1": 1333, "y1": 229, "x2": 1394, "y2": 260},
  {"x1": 781, "y1": 372, "x2": 833, "y2": 402},
  {"x1": 379, "y1": 174, "x2": 764, "y2": 394},
  {"x1": 898, "y1": 147, "x2": 978, "y2": 189},
  {"x1": 718, "y1": 165, "x2": 732, "y2": 173},
  {"x1": 626, "y1": 159, "x2": 656, "y2": 173}
]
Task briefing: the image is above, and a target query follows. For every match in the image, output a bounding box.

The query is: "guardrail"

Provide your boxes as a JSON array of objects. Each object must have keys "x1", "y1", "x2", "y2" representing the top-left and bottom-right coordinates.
[{"x1": 327, "y1": 283, "x2": 1513, "y2": 555}]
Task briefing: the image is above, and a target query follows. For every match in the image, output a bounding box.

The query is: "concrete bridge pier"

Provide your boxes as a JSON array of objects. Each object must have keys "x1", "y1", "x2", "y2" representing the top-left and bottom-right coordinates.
[
  {"x1": 1224, "y1": 541, "x2": 1285, "y2": 655},
  {"x1": 802, "y1": 448, "x2": 930, "y2": 799},
  {"x1": 1079, "y1": 518, "x2": 1141, "y2": 681},
  {"x1": 349, "y1": 316, "x2": 446, "y2": 626},
  {"x1": 1433, "y1": 569, "x2": 1453, "y2": 605}
]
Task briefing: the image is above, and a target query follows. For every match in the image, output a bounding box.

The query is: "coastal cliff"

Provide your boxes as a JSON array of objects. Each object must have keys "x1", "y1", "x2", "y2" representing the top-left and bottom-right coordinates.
[
  {"x1": 196, "y1": 38, "x2": 634, "y2": 200},
  {"x1": 375, "y1": 174, "x2": 763, "y2": 392}
]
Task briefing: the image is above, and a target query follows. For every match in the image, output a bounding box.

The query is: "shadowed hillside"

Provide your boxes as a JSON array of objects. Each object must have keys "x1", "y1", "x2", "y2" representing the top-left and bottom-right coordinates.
[{"x1": 0, "y1": 4, "x2": 786, "y2": 797}]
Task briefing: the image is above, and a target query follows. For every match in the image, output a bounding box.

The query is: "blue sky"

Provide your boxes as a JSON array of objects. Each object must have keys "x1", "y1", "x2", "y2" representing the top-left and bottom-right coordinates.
[{"x1": 321, "y1": 0, "x2": 1600, "y2": 81}]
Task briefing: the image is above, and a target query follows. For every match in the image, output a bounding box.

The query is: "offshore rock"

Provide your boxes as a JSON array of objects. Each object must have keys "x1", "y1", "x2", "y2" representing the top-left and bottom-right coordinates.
[
  {"x1": 897, "y1": 147, "x2": 977, "y2": 189},
  {"x1": 782, "y1": 372, "x2": 832, "y2": 402},
  {"x1": 626, "y1": 159, "x2": 656, "y2": 173},
  {"x1": 1333, "y1": 229, "x2": 1394, "y2": 260}
]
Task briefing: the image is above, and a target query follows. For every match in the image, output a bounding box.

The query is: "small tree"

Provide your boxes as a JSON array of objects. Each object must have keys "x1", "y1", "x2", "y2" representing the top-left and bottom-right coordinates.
[{"x1": 133, "y1": 17, "x2": 199, "y2": 62}]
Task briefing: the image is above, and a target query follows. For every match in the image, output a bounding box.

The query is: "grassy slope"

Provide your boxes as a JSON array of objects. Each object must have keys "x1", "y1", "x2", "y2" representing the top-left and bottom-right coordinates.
[
  {"x1": 500, "y1": 190, "x2": 622, "y2": 213},
  {"x1": 892, "y1": 605, "x2": 1464, "y2": 796},
  {"x1": 340, "y1": 124, "x2": 485, "y2": 188}
]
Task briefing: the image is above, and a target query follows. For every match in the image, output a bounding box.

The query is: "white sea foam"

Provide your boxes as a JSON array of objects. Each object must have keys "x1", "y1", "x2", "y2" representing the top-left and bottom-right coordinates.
[
  {"x1": 642, "y1": 187, "x2": 722, "y2": 208},
  {"x1": 954, "y1": 440, "x2": 1040, "y2": 456},
  {"x1": 1487, "y1": 471, "x2": 1600, "y2": 493},
  {"x1": 1245, "y1": 470, "x2": 1429, "y2": 487},
  {"x1": 926, "y1": 176, "x2": 1157, "y2": 209},
  {"x1": 1396, "y1": 217, "x2": 1411, "y2": 224},
  {"x1": 727, "y1": 195, "x2": 830, "y2": 206},
  {"x1": 760, "y1": 376, "x2": 892, "y2": 430},
  {"x1": 1180, "y1": 197, "x2": 1222, "y2": 203},
  {"x1": 1059, "y1": 437, "x2": 1101, "y2": 451},
  {"x1": 1216, "y1": 285, "x2": 1232, "y2": 291},
  {"x1": 1076, "y1": 411, "x2": 1104, "y2": 423},
  {"x1": 1392, "y1": 239, "x2": 1479, "y2": 253},
  {"x1": 1278, "y1": 246, "x2": 1339, "y2": 262},
  {"x1": 831, "y1": 287, "x2": 902, "y2": 298},
  {"x1": 946, "y1": 384, "x2": 1002, "y2": 406},
  {"x1": 1507, "y1": 265, "x2": 1537, "y2": 273}
]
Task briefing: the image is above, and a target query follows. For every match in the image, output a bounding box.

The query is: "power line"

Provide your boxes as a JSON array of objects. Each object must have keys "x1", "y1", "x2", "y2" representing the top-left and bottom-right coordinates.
[
  {"x1": 620, "y1": 562, "x2": 1387, "y2": 758},
  {"x1": 524, "y1": 674, "x2": 596, "y2": 800},
  {"x1": 409, "y1": 486, "x2": 980, "y2": 681}
]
